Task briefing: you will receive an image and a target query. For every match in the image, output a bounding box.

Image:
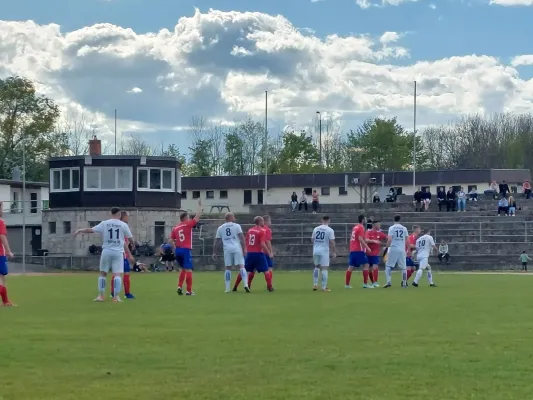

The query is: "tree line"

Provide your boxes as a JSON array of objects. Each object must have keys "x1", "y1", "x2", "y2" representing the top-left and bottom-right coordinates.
[{"x1": 2, "y1": 75, "x2": 533, "y2": 181}]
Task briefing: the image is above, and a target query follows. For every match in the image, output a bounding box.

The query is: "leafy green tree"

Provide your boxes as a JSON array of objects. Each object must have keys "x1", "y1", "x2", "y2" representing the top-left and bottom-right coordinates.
[
  {"x1": 189, "y1": 139, "x2": 214, "y2": 176},
  {"x1": 0, "y1": 76, "x2": 63, "y2": 181},
  {"x1": 275, "y1": 130, "x2": 320, "y2": 173},
  {"x1": 223, "y1": 132, "x2": 246, "y2": 175}
]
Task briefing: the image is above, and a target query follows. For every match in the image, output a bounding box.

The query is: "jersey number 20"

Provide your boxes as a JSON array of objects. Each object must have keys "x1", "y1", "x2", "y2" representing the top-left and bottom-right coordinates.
[{"x1": 315, "y1": 231, "x2": 325, "y2": 240}]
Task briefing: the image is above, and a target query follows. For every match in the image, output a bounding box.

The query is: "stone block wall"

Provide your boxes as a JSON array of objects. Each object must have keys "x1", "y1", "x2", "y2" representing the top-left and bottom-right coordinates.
[{"x1": 42, "y1": 208, "x2": 186, "y2": 256}]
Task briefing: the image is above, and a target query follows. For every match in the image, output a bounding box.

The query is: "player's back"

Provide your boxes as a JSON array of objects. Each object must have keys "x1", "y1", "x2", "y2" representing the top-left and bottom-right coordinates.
[
  {"x1": 246, "y1": 226, "x2": 264, "y2": 253},
  {"x1": 416, "y1": 234, "x2": 434, "y2": 259},
  {"x1": 216, "y1": 222, "x2": 243, "y2": 253},
  {"x1": 350, "y1": 224, "x2": 365, "y2": 252},
  {"x1": 312, "y1": 225, "x2": 334, "y2": 253},
  {"x1": 94, "y1": 219, "x2": 132, "y2": 252},
  {"x1": 172, "y1": 219, "x2": 196, "y2": 249},
  {"x1": 388, "y1": 223, "x2": 408, "y2": 250}
]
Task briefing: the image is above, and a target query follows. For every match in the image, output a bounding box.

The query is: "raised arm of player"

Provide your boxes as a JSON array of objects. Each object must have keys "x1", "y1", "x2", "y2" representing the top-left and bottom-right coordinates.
[{"x1": 193, "y1": 198, "x2": 203, "y2": 222}]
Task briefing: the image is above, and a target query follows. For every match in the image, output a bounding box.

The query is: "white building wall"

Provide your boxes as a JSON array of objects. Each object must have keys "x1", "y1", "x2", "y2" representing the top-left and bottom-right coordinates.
[{"x1": 181, "y1": 181, "x2": 490, "y2": 214}]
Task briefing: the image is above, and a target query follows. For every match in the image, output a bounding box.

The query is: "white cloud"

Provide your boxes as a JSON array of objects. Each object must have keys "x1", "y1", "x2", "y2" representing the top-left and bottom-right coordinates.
[
  {"x1": 490, "y1": 0, "x2": 533, "y2": 5},
  {"x1": 127, "y1": 87, "x2": 142, "y2": 93},
  {"x1": 0, "y1": 9, "x2": 532, "y2": 148},
  {"x1": 356, "y1": 0, "x2": 421, "y2": 8},
  {"x1": 511, "y1": 55, "x2": 533, "y2": 66},
  {"x1": 429, "y1": 3, "x2": 437, "y2": 9}
]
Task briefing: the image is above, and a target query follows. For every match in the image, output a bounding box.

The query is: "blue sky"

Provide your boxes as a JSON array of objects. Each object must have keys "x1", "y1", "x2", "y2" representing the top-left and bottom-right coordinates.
[{"x1": 1, "y1": 0, "x2": 533, "y2": 153}]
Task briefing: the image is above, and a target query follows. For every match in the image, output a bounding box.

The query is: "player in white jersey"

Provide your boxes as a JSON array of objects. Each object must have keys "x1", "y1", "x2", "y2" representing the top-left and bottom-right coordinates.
[
  {"x1": 412, "y1": 229, "x2": 438, "y2": 287},
  {"x1": 311, "y1": 216, "x2": 336, "y2": 292},
  {"x1": 74, "y1": 207, "x2": 134, "y2": 302},
  {"x1": 212, "y1": 212, "x2": 249, "y2": 293},
  {"x1": 384, "y1": 215, "x2": 409, "y2": 288}
]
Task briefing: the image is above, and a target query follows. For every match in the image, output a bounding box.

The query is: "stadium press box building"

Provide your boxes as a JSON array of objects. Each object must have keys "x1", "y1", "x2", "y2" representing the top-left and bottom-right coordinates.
[{"x1": 42, "y1": 138, "x2": 184, "y2": 257}]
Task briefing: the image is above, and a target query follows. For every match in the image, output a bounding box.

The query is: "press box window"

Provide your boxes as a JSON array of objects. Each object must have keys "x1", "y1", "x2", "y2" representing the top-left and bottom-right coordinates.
[
  {"x1": 339, "y1": 187, "x2": 348, "y2": 196},
  {"x1": 220, "y1": 190, "x2": 228, "y2": 199},
  {"x1": 192, "y1": 191, "x2": 200, "y2": 199},
  {"x1": 321, "y1": 187, "x2": 330, "y2": 196},
  {"x1": 206, "y1": 191, "x2": 215, "y2": 199}
]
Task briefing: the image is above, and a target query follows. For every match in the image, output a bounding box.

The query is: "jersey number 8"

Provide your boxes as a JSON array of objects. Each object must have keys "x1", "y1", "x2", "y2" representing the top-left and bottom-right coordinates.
[{"x1": 226, "y1": 228, "x2": 232, "y2": 236}]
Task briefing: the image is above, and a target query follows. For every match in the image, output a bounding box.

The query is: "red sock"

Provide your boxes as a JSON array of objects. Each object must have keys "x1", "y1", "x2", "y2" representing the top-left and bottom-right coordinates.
[
  {"x1": 264, "y1": 271, "x2": 273, "y2": 290},
  {"x1": 185, "y1": 271, "x2": 193, "y2": 293},
  {"x1": 269, "y1": 269, "x2": 273, "y2": 281},
  {"x1": 368, "y1": 269, "x2": 374, "y2": 283},
  {"x1": 0, "y1": 285, "x2": 9, "y2": 304},
  {"x1": 124, "y1": 274, "x2": 131, "y2": 294},
  {"x1": 178, "y1": 270, "x2": 186, "y2": 288},
  {"x1": 373, "y1": 269, "x2": 379, "y2": 282},
  {"x1": 111, "y1": 278, "x2": 114, "y2": 295},
  {"x1": 248, "y1": 272, "x2": 255, "y2": 288},
  {"x1": 363, "y1": 269, "x2": 369, "y2": 284},
  {"x1": 345, "y1": 270, "x2": 352, "y2": 286},
  {"x1": 407, "y1": 269, "x2": 413, "y2": 280},
  {"x1": 234, "y1": 274, "x2": 242, "y2": 289}
]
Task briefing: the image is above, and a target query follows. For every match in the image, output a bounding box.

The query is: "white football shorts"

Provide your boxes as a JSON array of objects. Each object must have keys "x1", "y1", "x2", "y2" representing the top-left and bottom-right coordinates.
[
  {"x1": 418, "y1": 257, "x2": 430, "y2": 270},
  {"x1": 385, "y1": 247, "x2": 407, "y2": 270},
  {"x1": 99, "y1": 249, "x2": 124, "y2": 274},
  {"x1": 313, "y1": 251, "x2": 330, "y2": 267},
  {"x1": 224, "y1": 251, "x2": 245, "y2": 267}
]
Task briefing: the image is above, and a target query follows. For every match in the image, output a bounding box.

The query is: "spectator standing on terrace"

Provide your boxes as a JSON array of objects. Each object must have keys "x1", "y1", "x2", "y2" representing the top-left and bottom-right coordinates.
[
  {"x1": 299, "y1": 191, "x2": 308, "y2": 212},
  {"x1": 457, "y1": 187, "x2": 466, "y2": 212},
  {"x1": 413, "y1": 188, "x2": 423, "y2": 212},
  {"x1": 499, "y1": 180, "x2": 510, "y2": 198},
  {"x1": 497, "y1": 197, "x2": 509, "y2": 216},
  {"x1": 468, "y1": 187, "x2": 478, "y2": 201},
  {"x1": 446, "y1": 187, "x2": 456, "y2": 212},
  {"x1": 508, "y1": 196, "x2": 517, "y2": 216},
  {"x1": 290, "y1": 192, "x2": 298, "y2": 212},
  {"x1": 373, "y1": 194, "x2": 380, "y2": 203},
  {"x1": 311, "y1": 190, "x2": 319, "y2": 214},
  {"x1": 438, "y1": 242, "x2": 450, "y2": 264},
  {"x1": 422, "y1": 188, "x2": 432, "y2": 211},
  {"x1": 520, "y1": 251, "x2": 531, "y2": 272},
  {"x1": 523, "y1": 181, "x2": 531, "y2": 199},
  {"x1": 437, "y1": 187, "x2": 446, "y2": 211}
]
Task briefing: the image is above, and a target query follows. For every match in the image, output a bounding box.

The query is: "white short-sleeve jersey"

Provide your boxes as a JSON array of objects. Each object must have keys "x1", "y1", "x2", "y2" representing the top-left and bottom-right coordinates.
[
  {"x1": 415, "y1": 234, "x2": 435, "y2": 259},
  {"x1": 312, "y1": 225, "x2": 335, "y2": 254},
  {"x1": 216, "y1": 222, "x2": 244, "y2": 253},
  {"x1": 92, "y1": 219, "x2": 133, "y2": 253},
  {"x1": 388, "y1": 223, "x2": 408, "y2": 250}
]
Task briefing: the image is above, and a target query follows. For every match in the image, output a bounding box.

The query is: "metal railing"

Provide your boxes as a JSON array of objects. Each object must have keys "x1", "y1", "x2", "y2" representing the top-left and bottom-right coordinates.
[
  {"x1": 195, "y1": 220, "x2": 533, "y2": 245},
  {"x1": 1, "y1": 199, "x2": 49, "y2": 214}
]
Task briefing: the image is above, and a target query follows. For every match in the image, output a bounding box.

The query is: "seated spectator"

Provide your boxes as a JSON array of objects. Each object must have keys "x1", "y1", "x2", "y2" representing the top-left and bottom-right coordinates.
[
  {"x1": 290, "y1": 191, "x2": 298, "y2": 211},
  {"x1": 438, "y1": 242, "x2": 450, "y2": 264},
  {"x1": 386, "y1": 187, "x2": 397, "y2": 202},
  {"x1": 422, "y1": 188, "x2": 432, "y2": 211},
  {"x1": 299, "y1": 191, "x2": 308, "y2": 212},
  {"x1": 457, "y1": 187, "x2": 466, "y2": 212},
  {"x1": 446, "y1": 187, "x2": 456, "y2": 212},
  {"x1": 468, "y1": 187, "x2": 478, "y2": 201},
  {"x1": 498, "y1": 197, "x2": 509, "y2": 216},
  {"x1": 523, "y1": 181, "x2": 531, "y2": 199},
  {"x1": 508, "y1": 196, "x2": 517, "y2": 216},
  {"x1": 373, "y1": 194, "x2": 380, "y2": 203},
  {"x1": 437, "y1": 187, "x2": 446, "y2": 211},
  {"x1": 311, "y1": 190, "x2": 319, "y2": 214},
  {"x1": 413, "y1": 189, "x2": 423, "y2": 211},
  {"x1": 499, "y1": 180, "x2": 510, "y2": 198}
]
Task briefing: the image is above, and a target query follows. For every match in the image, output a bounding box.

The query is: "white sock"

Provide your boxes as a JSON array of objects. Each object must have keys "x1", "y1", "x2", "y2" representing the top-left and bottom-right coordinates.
[
  {"x1": 113, "y1": 276, "x2": 122, "y2": 297},
  {"x1": 385, "y1": 266, "x2": 392, "y2": 284},
  {"x1": 321, "y1": 270, "x2": 328, "y2": 289},
  {"x1": 240, "y1": 268, "x2": 248, "y2": 288},
  {"x1": 414, "y1": 269, "x2": 423, "y2": 284},
  {"x1": 313, "y1": 267, "x2": 320, "y2": 286},
  {"x1": 225, "y1": 270, "x2": 231, "y2": 291},
  {"x1": 401, "y1": 270, "x2": 407, "y2": 286},
  {"x1": 98, "y1": 276, "x2": 106, "y2": 296},
  {"x1": 427, "y1": 270, "x2": 434, "y2": 284}
]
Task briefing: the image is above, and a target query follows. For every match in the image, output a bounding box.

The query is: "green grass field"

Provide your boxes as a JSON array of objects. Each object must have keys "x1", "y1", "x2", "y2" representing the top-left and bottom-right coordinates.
[{"x1": 2, "y1": 272, "x2": 533, "y2": 400}]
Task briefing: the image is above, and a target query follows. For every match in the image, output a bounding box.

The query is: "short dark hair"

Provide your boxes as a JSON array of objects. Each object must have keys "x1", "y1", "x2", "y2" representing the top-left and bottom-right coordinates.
[
  {"x1": 179, "y1": 212, "x2": 189, "y2": 221},
  {"x1": 394, "y1": 215, "x2": 401, "y2": 222},
  {"x1": 263, "y1": 215, "x2": 271, "y2": 222},
  {"x1": 111, "y1": 207, "x2": 121, "y2": 215},
  {"x1": 322, "y1": 215, "x2": 330, "y2": 222},
  {"x1": 358, "y1": 214, "x2": 365, "y2": 223}
]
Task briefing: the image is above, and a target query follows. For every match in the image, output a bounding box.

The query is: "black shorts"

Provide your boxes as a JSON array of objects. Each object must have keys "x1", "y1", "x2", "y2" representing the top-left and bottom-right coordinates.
[
  {"x1": 161, "y1": 253, "x2": 175, "y2": 262},
  {"x1": 522, "y1": 262, "x2": 527, "y2": 267}
]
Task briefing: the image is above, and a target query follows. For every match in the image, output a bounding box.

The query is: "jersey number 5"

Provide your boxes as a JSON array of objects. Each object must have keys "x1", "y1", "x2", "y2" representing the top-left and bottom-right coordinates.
[
  {"x1": 177, "y1": 230, "x2": 185, "y2": 242},
  {"x1": 248, "y1": 234, "x2": 255, "y2": 245}
]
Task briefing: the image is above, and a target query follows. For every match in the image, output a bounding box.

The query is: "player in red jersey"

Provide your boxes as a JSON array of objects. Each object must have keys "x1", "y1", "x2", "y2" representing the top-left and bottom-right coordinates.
[
  {"x1": 406, "y1": 225, "x2": 421, "y2": 282},
  {"x1": 263, "y1": 215, "x2": 274, "y2": 281},
  {"x1": 170, "y1": 199, "x2": 202, "y2": 296},
  {"x1": 345, "y1": 215, "x2": 371, "y2": 288},
  {"x1": 365, "y1": 221, "x2": 388, "y2": 287},
  {"x1": 233, "y1": 216, "x2": 273, "y2": 291},
  {"x1": 0, "y1": 202, "x2": 15, "y2": 306}
]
